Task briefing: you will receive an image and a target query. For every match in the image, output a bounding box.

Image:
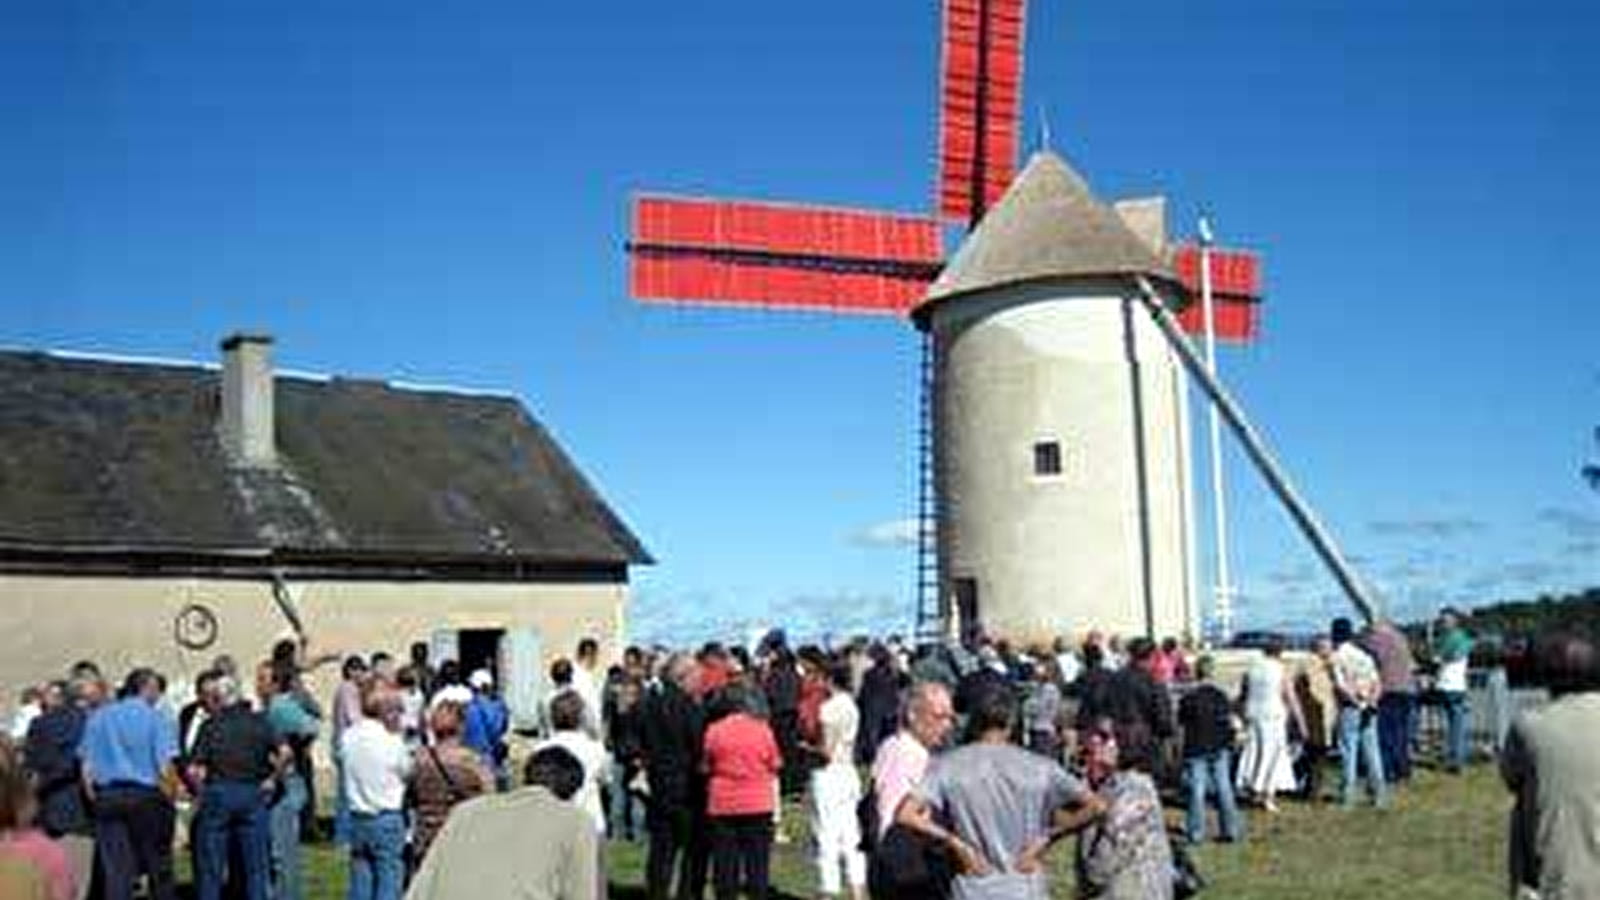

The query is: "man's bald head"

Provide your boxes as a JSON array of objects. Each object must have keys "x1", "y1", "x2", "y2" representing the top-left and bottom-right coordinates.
[{"x1": 906, "y1": 681, "x2": 955, "y2": 749}]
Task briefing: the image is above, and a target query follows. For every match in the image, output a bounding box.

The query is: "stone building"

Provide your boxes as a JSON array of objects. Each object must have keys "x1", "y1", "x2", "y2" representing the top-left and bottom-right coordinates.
[{"x1": 0, "y1": 334, "x2": 650, "y2": 727}]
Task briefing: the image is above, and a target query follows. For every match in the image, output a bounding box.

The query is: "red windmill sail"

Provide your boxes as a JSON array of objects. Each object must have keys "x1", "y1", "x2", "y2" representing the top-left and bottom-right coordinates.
[
  {"x1": 1171, "y1": 245, "x2": 1263, "y2": 342},
  {"x1": 627, "y1": 195, "x2": 943, "y2": 315},
  {"x1": 937, "y1": 0, "x2": 1027, "y2": 225}
]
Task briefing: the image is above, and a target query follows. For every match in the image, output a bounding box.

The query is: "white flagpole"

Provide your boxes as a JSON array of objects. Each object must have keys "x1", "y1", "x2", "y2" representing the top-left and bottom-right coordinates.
[{"x1": 1198, "y1": 216, "x2": 1235, "y2": 644}]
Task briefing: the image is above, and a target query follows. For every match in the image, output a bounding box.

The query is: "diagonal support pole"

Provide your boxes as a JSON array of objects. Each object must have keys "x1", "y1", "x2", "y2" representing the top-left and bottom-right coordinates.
[{"x1": 1131, "y1": 275, "x2": 1376, "y2": 625}]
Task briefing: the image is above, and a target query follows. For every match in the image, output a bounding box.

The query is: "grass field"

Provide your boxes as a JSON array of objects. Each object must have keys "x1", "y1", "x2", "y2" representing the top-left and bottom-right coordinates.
[{"x1": 279, "y1": 765, "x2": 1507, "y2": 899}]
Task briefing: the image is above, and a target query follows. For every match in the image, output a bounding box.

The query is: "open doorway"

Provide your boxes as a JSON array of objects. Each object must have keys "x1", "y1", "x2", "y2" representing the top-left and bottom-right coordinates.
[
  {"x1": 431, "y1": 626, "x2": 547, "y2": 733},
  {"x1": 953, "y1": 577, "x2": 981, "y2": 645},
  {"x1": 458, "y1": 628, "x2": 505, "y2": 682}
]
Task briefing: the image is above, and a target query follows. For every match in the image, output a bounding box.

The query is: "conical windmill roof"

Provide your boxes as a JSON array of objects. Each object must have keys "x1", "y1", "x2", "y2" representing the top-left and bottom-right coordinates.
[{"x1": 918, "y1": 151, "x2": 1174, "y2": 316}]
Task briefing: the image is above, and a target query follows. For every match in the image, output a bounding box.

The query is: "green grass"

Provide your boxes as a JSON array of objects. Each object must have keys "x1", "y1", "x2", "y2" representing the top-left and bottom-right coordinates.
[{"x1": 290, "y1": 766, "x2": 1507, "y2": 898}]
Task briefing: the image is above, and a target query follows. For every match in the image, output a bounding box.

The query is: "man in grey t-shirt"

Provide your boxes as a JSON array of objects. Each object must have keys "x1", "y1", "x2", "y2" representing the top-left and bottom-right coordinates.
[{"x1": 897, "y1": 682, "x2": 1105, "y2": 899}]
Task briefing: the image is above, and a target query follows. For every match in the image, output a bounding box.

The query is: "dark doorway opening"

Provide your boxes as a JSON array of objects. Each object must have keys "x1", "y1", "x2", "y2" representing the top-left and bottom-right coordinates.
[
  {"x1": 458, "y1": 628, "x2": 505, "y2": 682},
  {"x1": 954, "y1": 577, "x2": 981, "y2": 645}
]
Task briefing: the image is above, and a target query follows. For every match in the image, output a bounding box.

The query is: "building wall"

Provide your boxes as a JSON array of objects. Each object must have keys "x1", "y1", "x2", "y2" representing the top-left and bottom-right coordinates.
[
  {"x1": 0, "y1": 573, "x2": 627, "y2": 726},
  {"x1": 932, "y1": 279, "x2": 1196, "y2": 645}
]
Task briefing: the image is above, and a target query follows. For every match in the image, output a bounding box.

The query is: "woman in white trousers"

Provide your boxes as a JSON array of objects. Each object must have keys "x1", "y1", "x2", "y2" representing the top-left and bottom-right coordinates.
[{"x1": 808, "y1": 667, "x2": 867, "y2": 900}]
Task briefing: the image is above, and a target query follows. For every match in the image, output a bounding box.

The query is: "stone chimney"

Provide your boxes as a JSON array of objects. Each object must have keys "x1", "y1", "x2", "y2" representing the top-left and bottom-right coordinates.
[
  {"x1": 219, "y1": 332, "x2": 276, "y2": 468},
  {"x1": 1112, "y1": 196, "x2": 1167, "y2": 257}
]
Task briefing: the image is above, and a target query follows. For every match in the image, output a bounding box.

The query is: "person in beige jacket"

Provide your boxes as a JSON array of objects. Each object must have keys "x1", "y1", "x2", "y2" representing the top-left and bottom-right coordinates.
[
  {"x1": 1501, "y1": 633, "x2": 1600, "y2": 900},
  {"x1": 405, "y1": 746, "x2": 599, "y2": 900},
  {"x1": 1294, "y1": 639, "x2": 1339, "y2": 801}
]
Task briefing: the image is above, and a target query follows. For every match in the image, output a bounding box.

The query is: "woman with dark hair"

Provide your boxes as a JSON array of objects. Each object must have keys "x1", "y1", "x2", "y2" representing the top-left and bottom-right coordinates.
[
  {"x1": 784, "y1": 647, "x2": 826, "y2": 795},
  {"x1": 408, "y1": 701, "x2": 491, "y2": 865},
  {"x1": 1075, "y1": 718, "x2": 1173, "y2": 900},
  {"x1": 0, "y1": 736, "x2": 75, "y2": 900},
  {"x1": 702, "y1": 682, "x2": 781, "y2": 900}
]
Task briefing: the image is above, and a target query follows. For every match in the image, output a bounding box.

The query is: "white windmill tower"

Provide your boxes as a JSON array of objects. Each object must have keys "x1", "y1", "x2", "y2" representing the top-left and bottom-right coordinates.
[{"x1": 912, "y1": 151, "x2": 1201, "y2": 643}]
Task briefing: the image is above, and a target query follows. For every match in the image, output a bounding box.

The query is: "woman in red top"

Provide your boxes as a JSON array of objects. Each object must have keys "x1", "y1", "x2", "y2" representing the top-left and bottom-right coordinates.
[{"x1": 702, "y1": 684, "x2": 781, "y2": 900}]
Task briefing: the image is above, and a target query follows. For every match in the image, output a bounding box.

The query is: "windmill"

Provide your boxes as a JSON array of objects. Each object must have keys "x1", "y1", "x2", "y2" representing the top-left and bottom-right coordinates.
[{"x1": 625, "y1": 0, "x2": 1367, "y2": 642}]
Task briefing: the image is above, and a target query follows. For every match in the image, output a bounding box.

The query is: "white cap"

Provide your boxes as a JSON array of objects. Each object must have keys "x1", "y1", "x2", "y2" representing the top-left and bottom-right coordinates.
[
  {"x1": 468, "y1": 669, "x2": 494, "y2": 689},
  {"x1": 429, "y1": 685, "x2": 473, "y2": 710}
]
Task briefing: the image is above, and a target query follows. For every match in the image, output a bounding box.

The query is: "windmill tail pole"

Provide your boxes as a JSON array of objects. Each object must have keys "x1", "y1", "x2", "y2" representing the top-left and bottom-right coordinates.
[
  {"x1": 270, "y1": 569, "x2": 308, "y2": 642},
  {"x1": 1131, "y1": 275, "x2": 1377, "y2": 626}
]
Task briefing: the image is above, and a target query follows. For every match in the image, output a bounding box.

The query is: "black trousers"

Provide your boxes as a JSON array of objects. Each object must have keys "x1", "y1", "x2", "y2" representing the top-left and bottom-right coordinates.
[
  {"x1": 868, "y1": 824, "x2": 952, "y2": 900},
  {"x1": 709, "y1": 814, "x2": 772, "y2": 900},
  {"x1": 1296, "y1": 744, "x2": 1329, "y2": 800},
  {"x1": 647, "y1": 800, "x2": 709, "y2": 900},
  {"x1": 93, "y1": 783, "x2": 177, "y2": 900}
]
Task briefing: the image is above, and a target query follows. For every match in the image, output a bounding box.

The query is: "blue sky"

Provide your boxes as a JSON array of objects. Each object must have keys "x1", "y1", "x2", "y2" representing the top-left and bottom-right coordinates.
[{"x1": 5, "y1": 0, "x2": 1597, "y2": 643}]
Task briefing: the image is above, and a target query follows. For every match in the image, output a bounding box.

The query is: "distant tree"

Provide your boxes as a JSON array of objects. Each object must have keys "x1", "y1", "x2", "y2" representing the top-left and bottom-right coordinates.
[{"x1": 1401, "y1": 586, "x2": 1600, "y2": 686}]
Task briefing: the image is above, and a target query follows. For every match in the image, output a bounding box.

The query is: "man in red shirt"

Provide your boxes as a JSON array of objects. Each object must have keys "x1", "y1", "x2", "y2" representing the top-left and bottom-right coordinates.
[{"x1": 702, "y1": 683, "x2": 781, "y2": 900}]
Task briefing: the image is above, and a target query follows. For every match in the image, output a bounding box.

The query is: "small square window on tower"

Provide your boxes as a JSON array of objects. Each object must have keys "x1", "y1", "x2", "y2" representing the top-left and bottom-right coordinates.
[{"x1": 1033, "y1": 440, "x2": 1062, "y2": 477}]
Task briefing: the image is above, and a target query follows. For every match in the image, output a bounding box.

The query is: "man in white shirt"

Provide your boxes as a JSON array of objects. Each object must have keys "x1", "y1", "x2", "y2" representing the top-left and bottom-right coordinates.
[
  {"x1": 341, "y1": 686, "x2": 412, "y2": 900},
  {"x1": 534, "y1": 688, "x2": 611, "y2": 837},
  {"x1": 871, "y1": 683, "x2": 954, "y2": 838},
  {"x1": 1052, "y1": 637, "x2": 1082, "y2": 687},
  {"x1": 867, "y1": 682, "x2": 957, "y2": 900},
  {"x1": 1329, "y1": 618, "x2": 1388, "y2": 809},
  {"x1": 10, "y1": 685, "x2": 42, "y2": 740}
]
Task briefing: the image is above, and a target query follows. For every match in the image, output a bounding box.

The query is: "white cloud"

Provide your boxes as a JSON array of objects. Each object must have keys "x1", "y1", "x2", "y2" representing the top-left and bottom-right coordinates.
[{"x1": 852, "y1": 518, "x2": 920, "y2": 549}]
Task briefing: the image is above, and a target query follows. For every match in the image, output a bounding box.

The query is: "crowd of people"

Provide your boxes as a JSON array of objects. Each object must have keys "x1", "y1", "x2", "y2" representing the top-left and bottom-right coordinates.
[{"x1": 0, "y1": 605, "x2": 1597, "y2": 900}]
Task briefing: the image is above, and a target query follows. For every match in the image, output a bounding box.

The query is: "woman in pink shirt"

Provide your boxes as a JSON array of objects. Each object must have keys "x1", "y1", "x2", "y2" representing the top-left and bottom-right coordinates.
[
  {"x1": 702, "y1": 683, "x2": 781, "y2": 900},
  {"x1": 0, "y1": 737, "x2": 74, "y2": 900}
]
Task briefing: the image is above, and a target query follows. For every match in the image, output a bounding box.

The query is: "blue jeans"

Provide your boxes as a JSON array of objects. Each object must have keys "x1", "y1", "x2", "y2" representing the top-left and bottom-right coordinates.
[
  {"x1": 1184, "y1": 750, "x2": 1242, "y2": 843},
  {"x1": 195, "y1": 781, "x2": 270, "y2": 900},
  {"x1": 333, "y1": 754, "x2": 351, "y2": 845},
  {"x1": 94, "y1": 783, "x2": 177, "y2": 900},
  {"x1": 609, "y1": 760, "x2": 645, "y2": 840},
  {"x1": 1442, "y1": 691, "x2": 1471, "y2": 770},
  {"x1": 1337, "y1": 707, "x2": 1389, "y2": 808},
  {"x1": 270, "y1": 773, "x2": 308, "y2": 900},
  {"x1": 347, "y1": 810, "x2": 405, "y2": 900}
]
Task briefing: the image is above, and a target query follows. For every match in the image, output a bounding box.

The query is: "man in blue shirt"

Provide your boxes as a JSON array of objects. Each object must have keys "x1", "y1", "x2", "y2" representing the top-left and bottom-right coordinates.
[
  {"x1": 80, "y1": 667, "x2": 179, "y2": 900},
  {"x1": 462, "y1": 669, "x2": 510, "y2": 790}
]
